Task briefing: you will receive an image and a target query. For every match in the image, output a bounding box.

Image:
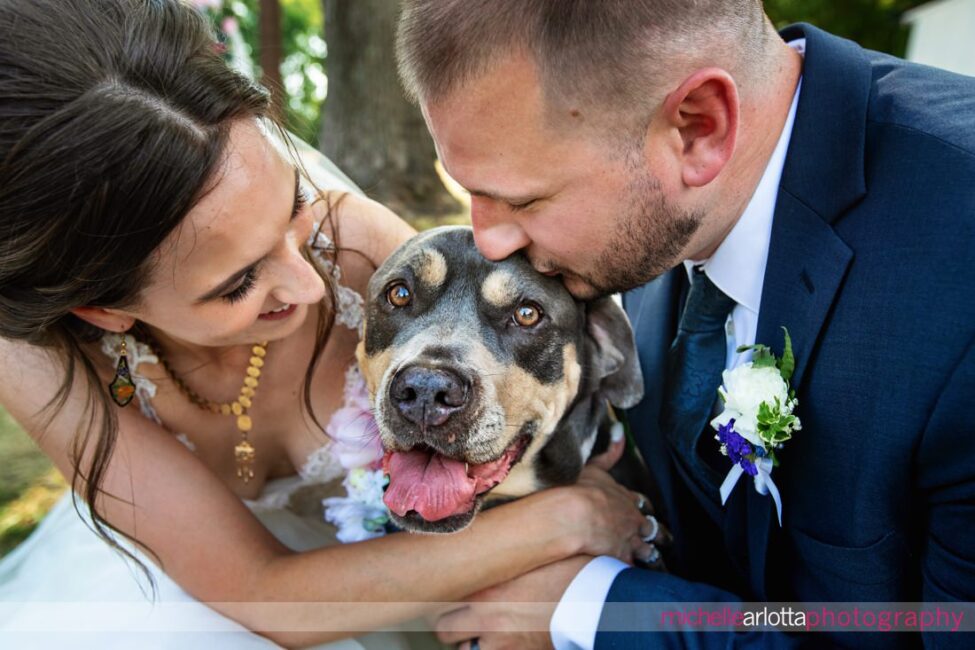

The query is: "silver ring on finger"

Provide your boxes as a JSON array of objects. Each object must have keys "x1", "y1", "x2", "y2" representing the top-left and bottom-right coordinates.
[
  {"x1": 642, "y1": 514, "x2": 660, "y2": 543},
  {"x1": 635, "y1": 494, "x2": 646, "y2": 512}
]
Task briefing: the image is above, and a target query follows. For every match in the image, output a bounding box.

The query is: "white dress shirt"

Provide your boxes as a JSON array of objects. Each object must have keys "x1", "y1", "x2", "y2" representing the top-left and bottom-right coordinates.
[{"x1": 550, "y1": 42, "x2": 805, "y2": 650}]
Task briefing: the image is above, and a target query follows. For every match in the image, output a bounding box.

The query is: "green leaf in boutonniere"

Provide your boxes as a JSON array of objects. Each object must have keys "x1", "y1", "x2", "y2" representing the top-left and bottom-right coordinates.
[
  {"x1": 738, "y1": 329, "x2": 795, "y2": 379},
  {"x1": 779, "y1": 327, "x2": 795, "y2": 383},
  {"x1": 737, "y1": 343, "x2": 777, "y2": 369},
  {"x1": 756, "y1": 398, "x2": 796, "y2": 447}
]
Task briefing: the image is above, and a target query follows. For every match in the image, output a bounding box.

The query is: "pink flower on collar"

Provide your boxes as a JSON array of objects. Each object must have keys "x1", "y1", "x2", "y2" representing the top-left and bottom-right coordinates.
[{"x1": 327, "y1": 406, "x2": 382, "y2": 470}]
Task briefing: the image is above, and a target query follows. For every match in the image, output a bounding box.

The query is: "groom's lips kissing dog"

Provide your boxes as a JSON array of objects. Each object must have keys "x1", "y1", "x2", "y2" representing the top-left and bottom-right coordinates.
[{"x1": 356, "y1": 227, "x2": 644, "y2": 533}]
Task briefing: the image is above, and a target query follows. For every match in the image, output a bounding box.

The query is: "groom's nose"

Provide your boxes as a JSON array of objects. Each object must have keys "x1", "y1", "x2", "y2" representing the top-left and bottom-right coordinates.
[{"x1": 470, "y1": 197, "x2": 530, "y2": 261}]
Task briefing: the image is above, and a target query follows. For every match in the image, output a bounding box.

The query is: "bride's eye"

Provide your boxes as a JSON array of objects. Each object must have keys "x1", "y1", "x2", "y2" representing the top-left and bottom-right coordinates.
[
  {"x1": 218, "y1": 176, "x2": 302, "y2": 306},
  {"x1": 223, "y1": 266, "x2": 260, "y2": 304},
  {"x1": 292, "y1": 183, "x2": 308, "y2": 219}
]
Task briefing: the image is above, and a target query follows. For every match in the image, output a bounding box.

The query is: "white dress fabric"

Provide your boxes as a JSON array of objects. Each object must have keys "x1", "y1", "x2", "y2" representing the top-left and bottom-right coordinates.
[{"x1": 0, "y1": 149, "x2": 440, "y2": 649}]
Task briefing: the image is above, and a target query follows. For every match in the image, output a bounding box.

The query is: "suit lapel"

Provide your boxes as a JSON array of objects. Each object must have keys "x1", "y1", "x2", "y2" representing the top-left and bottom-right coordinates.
[
  {"x1": 744, "y1": 189, "x2": 854, "y2": 598},
  {"x1": 624, "y1": 269, "x2": 682, "y2": 458},
  {"x1": 755, "y1": 194, "x2": 854, "y2": 388},
  {"x1": 623, "y1": 270, "x2": 683, "y2": 519},
  {"x1": 739, "y1": 23, "x2": 870, "y2": 599}
]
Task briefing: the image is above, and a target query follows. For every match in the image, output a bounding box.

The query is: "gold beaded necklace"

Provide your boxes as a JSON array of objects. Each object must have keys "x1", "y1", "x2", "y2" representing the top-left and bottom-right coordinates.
[{"x1": 150, "y1": 338, "x2": 269, "y2": 484}]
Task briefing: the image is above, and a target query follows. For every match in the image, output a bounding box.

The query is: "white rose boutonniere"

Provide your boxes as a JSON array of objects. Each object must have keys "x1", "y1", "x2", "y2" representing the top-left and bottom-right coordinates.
[{"x1": 710, "y1": 328, "x2": 801, "y2": 525}]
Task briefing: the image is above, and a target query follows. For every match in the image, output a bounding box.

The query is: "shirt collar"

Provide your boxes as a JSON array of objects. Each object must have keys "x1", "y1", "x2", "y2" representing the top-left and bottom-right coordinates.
[{"x1": 684, "y1": 40, "x2": 805, "y2": 314}]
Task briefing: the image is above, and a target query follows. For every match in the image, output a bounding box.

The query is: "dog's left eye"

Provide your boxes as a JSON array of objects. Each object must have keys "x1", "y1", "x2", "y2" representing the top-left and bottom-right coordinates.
[
  {"x1": 387, "y1": 282, "x2": 412, "y2": 307},
  {"x1": 513, "y1": 303, "x2": 542, "y2": 327}
]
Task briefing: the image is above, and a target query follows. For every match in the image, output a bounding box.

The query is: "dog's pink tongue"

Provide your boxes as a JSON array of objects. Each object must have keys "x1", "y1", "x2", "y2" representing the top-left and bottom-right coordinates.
[{"x1": 383, "y1": 449, "x2": 476, "y2": 521}]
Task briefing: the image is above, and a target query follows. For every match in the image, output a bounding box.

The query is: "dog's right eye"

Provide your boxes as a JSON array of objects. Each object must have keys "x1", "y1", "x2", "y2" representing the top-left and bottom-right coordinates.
[
  {"x1": 513, "y1": 303, "x2": 542, "y2": 327},
  {"x1": 386, "y1": 282, "x2": 412, "y2": 307}
]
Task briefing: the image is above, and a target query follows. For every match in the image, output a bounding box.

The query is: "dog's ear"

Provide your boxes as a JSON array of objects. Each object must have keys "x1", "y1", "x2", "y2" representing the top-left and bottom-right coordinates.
[{"x1": 585, "y1": 297, "x2": 644, "y2": 409}]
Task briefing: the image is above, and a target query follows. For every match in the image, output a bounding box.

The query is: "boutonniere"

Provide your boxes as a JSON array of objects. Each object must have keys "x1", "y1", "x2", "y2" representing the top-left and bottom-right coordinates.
[{"x1": 710, "y1": 328, "x2": 801, "y2": 526}]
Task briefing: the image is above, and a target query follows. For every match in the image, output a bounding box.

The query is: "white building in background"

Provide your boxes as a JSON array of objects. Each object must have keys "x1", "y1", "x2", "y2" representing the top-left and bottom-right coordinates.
[{"x1": 903, "y1": 0, "x2": 975, "y2": 76}]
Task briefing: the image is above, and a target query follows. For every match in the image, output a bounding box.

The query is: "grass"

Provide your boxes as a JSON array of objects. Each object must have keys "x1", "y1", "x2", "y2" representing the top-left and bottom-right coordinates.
[{"x1": 0, "y1": 406, "x2": 66, "y2": 558}]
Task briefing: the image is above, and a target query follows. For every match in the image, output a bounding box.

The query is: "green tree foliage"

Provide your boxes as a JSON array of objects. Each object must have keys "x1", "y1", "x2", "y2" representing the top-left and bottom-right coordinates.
[
  {"x1": 191, "y1": 1, "x2": 935, "y2": 145},
  {"x1": 199, "y1": 0, "x2": 326, "y2": 146},
  {"x1": 279, "y1": 0, "x2": 327, "y2": 143},
  {"x1": 764, "y1": 0, "x2": 930, "y2": 56}
]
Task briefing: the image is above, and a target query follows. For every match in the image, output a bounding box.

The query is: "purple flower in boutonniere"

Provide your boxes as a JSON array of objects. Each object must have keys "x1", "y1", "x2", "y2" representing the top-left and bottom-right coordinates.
[
  {"x1": 710, "y1": 328, "x2": 801, "y2": 525},
  {"x1": 715, "y1": 420, "x2": 758, "y2": 477}
]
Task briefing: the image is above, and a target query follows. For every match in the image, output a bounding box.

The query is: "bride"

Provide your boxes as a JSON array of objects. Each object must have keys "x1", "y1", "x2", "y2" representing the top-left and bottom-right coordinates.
[{"x1": 0, "y1": 0, "x2": 654, "y2": 647}]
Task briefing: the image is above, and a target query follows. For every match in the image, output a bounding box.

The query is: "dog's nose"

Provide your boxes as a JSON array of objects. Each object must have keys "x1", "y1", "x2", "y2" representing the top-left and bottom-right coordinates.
[{"x1": 390, "y1": 366, "x2": 469, "y2": 427}]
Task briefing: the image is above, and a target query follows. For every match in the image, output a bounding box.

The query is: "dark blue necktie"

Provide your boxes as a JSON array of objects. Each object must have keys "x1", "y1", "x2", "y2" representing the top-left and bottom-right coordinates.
[{"x1": 662, "y1": 267, "x2": 737, "y2": 495}]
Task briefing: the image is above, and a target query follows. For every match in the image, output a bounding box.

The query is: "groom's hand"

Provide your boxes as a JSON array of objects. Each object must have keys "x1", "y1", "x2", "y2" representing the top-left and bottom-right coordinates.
[
  {"x1": 587, "y1": 423, "x2": 627, "y2": 471},
  {"x1": 433, "y1": 555, "x2": 593, "y2": 650}
]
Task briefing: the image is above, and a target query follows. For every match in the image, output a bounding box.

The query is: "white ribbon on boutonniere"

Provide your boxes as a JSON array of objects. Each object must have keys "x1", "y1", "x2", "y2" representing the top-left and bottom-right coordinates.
[{"x1": 710, "y1": 328, "x2": 801, "y2": 526}]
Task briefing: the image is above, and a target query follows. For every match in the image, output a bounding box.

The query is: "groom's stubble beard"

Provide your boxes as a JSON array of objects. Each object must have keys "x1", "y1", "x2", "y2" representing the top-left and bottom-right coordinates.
[{"x1": 555, "y1": 166, "x2": 702, "y2": 301}]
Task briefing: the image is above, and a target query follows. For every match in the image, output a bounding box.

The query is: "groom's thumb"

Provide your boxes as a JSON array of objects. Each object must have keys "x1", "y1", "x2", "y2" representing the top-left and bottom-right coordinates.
[{"x1": 587, "y1": 423, "x2": 626, "y2": 471}]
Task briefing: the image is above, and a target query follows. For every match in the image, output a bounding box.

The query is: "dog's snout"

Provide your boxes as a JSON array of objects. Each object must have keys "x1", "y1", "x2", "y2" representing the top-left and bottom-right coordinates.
[{"x1": 390, "y1": 366, "x2": 469, "y2": 427}]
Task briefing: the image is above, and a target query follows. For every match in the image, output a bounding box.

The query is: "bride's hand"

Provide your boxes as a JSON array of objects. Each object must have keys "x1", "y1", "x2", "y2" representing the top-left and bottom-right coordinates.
[{"x1": 542, "y1": 436, "x2": 661, "y2": 565}]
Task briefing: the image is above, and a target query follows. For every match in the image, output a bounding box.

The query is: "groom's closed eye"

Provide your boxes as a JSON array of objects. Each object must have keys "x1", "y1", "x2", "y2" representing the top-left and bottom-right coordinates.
[
  {"x1": 508, "y1": 199, "x2": 538, "y2": 212},
  {"x1": 468, "y1": 188, "x2": 542, "y2": 209}
]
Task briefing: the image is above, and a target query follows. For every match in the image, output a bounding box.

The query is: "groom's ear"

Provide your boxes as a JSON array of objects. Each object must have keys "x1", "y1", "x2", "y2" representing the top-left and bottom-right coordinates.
[{"x1": 655, "y1": 67, "x2": 739, "y2": 188}]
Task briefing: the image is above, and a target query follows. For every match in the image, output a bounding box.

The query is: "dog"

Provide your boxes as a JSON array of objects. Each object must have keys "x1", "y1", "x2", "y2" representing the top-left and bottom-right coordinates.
[{"x1": 356, "y1": 226, "x2": 645, "y2": 533}]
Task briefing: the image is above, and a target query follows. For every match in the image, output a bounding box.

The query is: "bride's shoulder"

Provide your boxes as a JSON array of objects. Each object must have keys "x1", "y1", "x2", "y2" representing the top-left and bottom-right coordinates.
[
  {"x1": 311, "y1": 191, "x2": 416, "y2": 297},
  {"x1": 0, "y1": 335, "x2": 118, "y2": 412},
  {"x1": 0, "y1": 337, "x2": 69, "y2": 389},
  {"x1": 0, "y1": 336, "x2": 109, "y2": 455}
]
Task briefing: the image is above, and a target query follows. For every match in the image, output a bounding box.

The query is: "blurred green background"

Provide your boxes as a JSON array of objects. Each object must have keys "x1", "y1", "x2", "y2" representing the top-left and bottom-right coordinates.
[
  {"x1": 207, "y1": 0, "x2": 930, "y2": 150},
  {"x1": 0, "y1": 0, "x2": 939, "y2": 556},
  {"x1": 0, "y1": 409, "x2": 65, "y2": 557}
]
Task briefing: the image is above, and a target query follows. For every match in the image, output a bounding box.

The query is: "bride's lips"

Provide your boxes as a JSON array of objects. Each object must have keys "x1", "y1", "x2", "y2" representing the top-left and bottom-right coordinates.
[{"x1": 258, "y1": 303, "x2": 297, "y2": 321}]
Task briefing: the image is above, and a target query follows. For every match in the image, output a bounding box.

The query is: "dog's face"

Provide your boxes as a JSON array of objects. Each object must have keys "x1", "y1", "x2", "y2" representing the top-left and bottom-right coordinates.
[{"x1": 356, "y1": 227, "x2": 643, "y2": 533}]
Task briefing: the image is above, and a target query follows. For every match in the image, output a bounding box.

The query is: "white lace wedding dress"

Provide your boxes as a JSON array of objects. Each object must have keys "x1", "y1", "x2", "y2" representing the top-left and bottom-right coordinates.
[{"x1": 0, "y1": 151, "x2": 441, "y2": 650}]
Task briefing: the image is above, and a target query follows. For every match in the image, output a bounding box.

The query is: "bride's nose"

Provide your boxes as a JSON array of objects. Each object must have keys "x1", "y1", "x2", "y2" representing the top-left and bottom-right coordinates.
[{"x1": 268, "y1": 231, "x2": 326, "y2": 306}]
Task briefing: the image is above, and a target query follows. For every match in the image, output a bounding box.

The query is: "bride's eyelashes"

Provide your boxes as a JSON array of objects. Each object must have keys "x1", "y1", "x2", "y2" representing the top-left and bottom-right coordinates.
[
  {"x1": 293, "y1": 182, "x2": 308, "y2": 216},
  {"x1": 223, "y1": 265, "x2": 261, "y2": 304},
  {"x1": 220, "y1": 178, "x2": 308, "y2": 305}
]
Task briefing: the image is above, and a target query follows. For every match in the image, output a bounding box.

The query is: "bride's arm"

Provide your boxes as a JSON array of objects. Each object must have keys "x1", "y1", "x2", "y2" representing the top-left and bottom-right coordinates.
[
  {"x1": 316, "y1": 190, "x2": 419, "y2": 273},
  {"x1": 0, "y1": 339, "x2": 638, "y2": 647}
]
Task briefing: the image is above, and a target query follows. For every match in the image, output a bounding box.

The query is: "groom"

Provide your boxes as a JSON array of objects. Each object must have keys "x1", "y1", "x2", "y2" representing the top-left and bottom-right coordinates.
[{"x1": 398, "y1": 1, "x2": 975, "y2": 648}]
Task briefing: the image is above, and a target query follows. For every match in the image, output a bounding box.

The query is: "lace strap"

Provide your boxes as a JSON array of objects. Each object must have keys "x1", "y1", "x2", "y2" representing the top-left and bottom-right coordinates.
[{"x1": 308, "y1": 226, "x2": 365, "y2": 332}]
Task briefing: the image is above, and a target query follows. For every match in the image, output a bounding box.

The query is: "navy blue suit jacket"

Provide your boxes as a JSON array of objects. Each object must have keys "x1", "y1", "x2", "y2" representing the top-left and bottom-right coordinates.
[{"x1": 598, "y1": 24, "x2": 975, "y2": 649}]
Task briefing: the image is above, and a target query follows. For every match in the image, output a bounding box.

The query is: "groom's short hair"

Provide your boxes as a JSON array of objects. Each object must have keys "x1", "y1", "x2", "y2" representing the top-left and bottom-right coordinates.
[{"x1": 397, "y1": 0, "x2": 769, "y2": 133}]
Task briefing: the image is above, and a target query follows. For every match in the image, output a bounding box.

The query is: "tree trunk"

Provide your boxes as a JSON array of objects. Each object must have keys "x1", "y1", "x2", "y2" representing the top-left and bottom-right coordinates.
[
  {"x1": 320, "y1": 0, "x2": 461, "y2": 220},
  {"x1": 259, "y1": 0, "x2": 285, "y2": 119}
]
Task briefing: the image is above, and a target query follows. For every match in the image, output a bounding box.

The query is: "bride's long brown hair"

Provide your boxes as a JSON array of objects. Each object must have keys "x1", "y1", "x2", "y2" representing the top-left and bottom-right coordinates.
[{"x1": 0, "y1": 0, "x2": 344, "y2": 588}]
